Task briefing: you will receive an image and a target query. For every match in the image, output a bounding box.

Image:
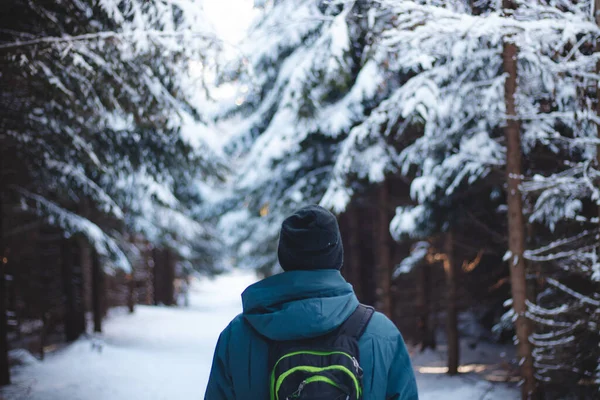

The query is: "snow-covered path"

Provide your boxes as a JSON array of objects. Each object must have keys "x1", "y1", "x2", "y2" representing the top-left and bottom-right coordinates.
[
  {"x1": 1, "y1": 271, "x2": 254, "y2": 400},
  {"x1": 2, "y1": 272, "x2": 518, "y2": 399}
]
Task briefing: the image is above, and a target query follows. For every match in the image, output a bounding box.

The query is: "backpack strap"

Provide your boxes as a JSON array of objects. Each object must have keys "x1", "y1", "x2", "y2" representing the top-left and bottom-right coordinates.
[{"x1": 338, "y1": 304, "x2": 374, "y2": 339}]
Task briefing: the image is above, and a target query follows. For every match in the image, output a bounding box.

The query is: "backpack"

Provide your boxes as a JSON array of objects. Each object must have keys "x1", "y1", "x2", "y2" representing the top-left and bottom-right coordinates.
[{"x1": 268, "y1": 304, "x2": 374, "y2": 400}]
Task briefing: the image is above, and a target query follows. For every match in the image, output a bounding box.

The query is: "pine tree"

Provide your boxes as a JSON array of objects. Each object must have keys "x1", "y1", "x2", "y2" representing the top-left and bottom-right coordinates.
[
  {"x1": 1, "y1": 0, "x2": 224, "y2": 382},
  {"x1": 0, "y1": 0, "x2": 223, "y2": 270},
  {"x1": 517, "y1": 1, "x2": 600, "y2": 394},
  {"x1": 320, "y1": 0, "x2": 599, "y2": 389},
  {"x1": 217, "y1": 0, "x2": 390, "y2": 274}
]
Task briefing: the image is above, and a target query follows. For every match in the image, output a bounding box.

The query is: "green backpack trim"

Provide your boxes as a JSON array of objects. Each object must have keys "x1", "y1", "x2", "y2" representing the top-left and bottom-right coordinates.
[
  {"x1": 272, "y1": 363, "x2": 360, "y2": 400},
  {"x1": 267, "y1": 305, "x2": 374, "y2": 400},
  {"x1": 286, "y1": 375, "x2": 343, "y2": 399},
  {"x1": 303, "y1": 375, "x2": 341, "y2": 388},
  {"x1": 269, "y1": 350, "x2": 356, "y2": 400}
]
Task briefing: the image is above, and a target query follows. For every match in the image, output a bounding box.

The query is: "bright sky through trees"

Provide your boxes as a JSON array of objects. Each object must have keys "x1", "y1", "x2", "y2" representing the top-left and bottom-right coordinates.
[{"x1": 203, "y1": 0, "x2": 256, "y2": 44}]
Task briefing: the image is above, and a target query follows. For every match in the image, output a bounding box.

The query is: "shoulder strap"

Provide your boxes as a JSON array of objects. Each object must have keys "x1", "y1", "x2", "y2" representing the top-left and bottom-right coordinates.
[{"x1": 338, "y1": 304, "x2": 374, "y2": 339}]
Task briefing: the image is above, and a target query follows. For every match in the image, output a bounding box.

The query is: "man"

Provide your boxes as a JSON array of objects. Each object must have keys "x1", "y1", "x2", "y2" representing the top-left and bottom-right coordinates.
[{"x1": 205, "y1": 205, "x2": 418, "y2": 400}]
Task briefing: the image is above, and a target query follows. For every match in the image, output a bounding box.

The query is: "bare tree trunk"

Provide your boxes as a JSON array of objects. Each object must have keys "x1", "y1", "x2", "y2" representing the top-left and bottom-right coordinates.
[
  {"x1": 91, "y1": 249, "x2": 103, "y2": 333},
  {"x1": 153, "y1": 248, "x2": 162, "y2": 305},
  {"x1": 146, "y1": 252, "x2": 154, "y2": 306},
  {"x1": 595, "y1": 0, "x2": 600, "y2": 276},
  {"x1": 502, "y1": 2, "x2": 536, "y2": 396},
  {"x1": 152, "y1": 248, "x2": 176, "y2": 306},
  {"x1": 39, "y1": 312, "x2": 47, "y2": 361},
  {"x1": 61, "y1": 238, "x2": 84, "y2": 342},
  {"x1": 374, "y1": 182, "x2": 392, "y2": 318},
  {"x1": 347, "y1": 204, "x2": 363, "y2": 300},
  {"x1": 77, "y1": 238, "x2": 93, "y2": 335},
  {"x1": 77, "y1": 201, "x2": 93, "y2": 316},
  {"x1": 127, "y1": 272, "x2": 135, "y2": 314},
  {"x1": 444, "y1": 232, "x2": 459, "y2": 375},
  {"x1": 0, "y1": 155, "x2": 11, "y2": 385},
  {"x1": 0, "y1": 246, "x2": 9, "y2": 386},
  {"x1": 142, "y1": 241, "x2": 153, "y2": 306},
  {"x1": 164, "y1": 249, "x2": 175, "y2": 306},
  {"x1": 78, "y1": 239, "x2": 93, "y2": 316},
  {"x1": 9, "y1": 261, "x2": 20, "y2": 342},
  {"x1": 417, "y1": 262, "x2": 436, "y2": 351}
]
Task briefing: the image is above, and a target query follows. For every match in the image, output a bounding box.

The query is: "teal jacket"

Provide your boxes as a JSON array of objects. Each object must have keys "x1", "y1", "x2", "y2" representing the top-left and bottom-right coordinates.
[{"x1": 205, "y1": 270, "x2": 418, "y2": 400}]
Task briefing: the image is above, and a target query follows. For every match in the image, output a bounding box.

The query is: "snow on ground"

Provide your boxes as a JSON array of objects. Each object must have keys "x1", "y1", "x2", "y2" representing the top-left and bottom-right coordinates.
[
  {"x1": 1, "y1": 271, "x2": 518, "y2": 399},
  {"x1": 1, "y1": 271, "x2": 254, "y2": 400},
  {"x1": 412, "y1": 344, "x2": 519, "y2": 400}
]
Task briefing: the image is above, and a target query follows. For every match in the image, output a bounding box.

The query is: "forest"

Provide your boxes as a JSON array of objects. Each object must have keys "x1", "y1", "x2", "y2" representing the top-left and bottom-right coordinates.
[{"x1": 1, "y1": 0, "x2": 599, "y2": 399}]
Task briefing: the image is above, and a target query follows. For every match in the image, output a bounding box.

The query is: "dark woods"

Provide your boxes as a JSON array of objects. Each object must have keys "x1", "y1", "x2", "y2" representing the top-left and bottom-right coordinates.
[{"x1": 0, "y1": 0, "x2": 218, "y2": 387}]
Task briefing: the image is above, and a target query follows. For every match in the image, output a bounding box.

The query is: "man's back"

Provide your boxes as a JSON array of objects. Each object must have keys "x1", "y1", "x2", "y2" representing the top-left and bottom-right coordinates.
[
  {"x1": 204, "y1": 269, "x2": 418, "y2": 400},
  {"x1": 206, "y1": 205, "x2": 418, "y2": 399}
]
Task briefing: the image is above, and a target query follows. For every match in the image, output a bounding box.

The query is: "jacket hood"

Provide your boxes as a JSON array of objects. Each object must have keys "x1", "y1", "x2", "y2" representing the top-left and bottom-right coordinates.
[{"x1": 241, "y1": 270, "x2": 359, "y2": 341}]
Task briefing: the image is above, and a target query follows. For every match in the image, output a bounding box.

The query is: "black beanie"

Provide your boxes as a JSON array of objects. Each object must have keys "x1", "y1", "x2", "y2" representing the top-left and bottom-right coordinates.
[{"x1": 277, "y1": 205, "x2": 344, "y2": 271}]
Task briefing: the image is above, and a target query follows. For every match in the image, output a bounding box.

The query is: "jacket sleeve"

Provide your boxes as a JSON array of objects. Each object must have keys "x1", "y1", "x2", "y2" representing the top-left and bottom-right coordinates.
[
  {"x1": 386, "y1": 334, "x2": 419, "y2": 400},
  {"x1": 204, "y1": 325, "x2": 235, "y2": 400}
]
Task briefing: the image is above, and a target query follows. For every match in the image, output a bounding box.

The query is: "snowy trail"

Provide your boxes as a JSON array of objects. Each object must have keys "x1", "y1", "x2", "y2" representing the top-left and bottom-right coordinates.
[
  {"x1": 2, "y1": 271, "x2": 255, "y2": 400},
  {"x1": 2, "y1": 271, "x2": 517, "y2": 399}
]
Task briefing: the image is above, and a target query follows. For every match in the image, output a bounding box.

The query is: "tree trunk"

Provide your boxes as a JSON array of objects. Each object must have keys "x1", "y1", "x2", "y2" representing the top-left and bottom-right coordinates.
[
  {"x1": 91, "y1": 248, "x2": 103, "y2": 333},
  {"x1": 0, "y1": 131, "x2": 9, "y2": 386},
  {"x1": 347, "y1": 204, "x2": 363, "y2": 301},
  {"x1": 374, "y1": 182, "x2": 392, "y2": 318},
  {"x1": 61, "y1": 238, "x2": 84, "y2": 342},
  {"x1": 78, "y1": 239, "x2": 93, "y2": 311},
  {"x1": 40, "y1": 312, "x2": 48, "y2": 361},
  {"x1": 153, "y1": 248, "x2": 162, "y2": 305},
  {"x1": 418, "y1": 262, "x2": 436, "y2": 351},
  {"x1": 152, "y1": 248, "x2": 176, "y2": 306},
  {"x1": 77, "y1": 201, "x2": 93, "y2": 316},
  {"x1": 502, "y1": 2, "x2": 536, "y2": 396},
  {"x1": 0, "y1": 247, "x2": 9, "y2": 386},
  {"x1": 142, "y1": 241, "x2": 153, "y2": 306},
  {"x1": 164, "y1": 249, "x2": 175, "y2": 306},
  {"x1": 595, "y1": 0, "x2": 600, "y2": 278},
  {"x1": 444, "y1": 232, "x2": 459, "y2": 375},
  {"x1": 127, "y1": 272, "x2": 135, "y2": 314}
]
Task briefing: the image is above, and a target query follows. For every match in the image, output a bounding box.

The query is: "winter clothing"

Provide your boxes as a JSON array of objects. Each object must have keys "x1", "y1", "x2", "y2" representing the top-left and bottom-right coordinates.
[
  {"x1": 277, "y1": 205, "x2": 344, "y2": 271},
  {"x1": 204, "y1": 269, "x2": 419, "y2": 400}
]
